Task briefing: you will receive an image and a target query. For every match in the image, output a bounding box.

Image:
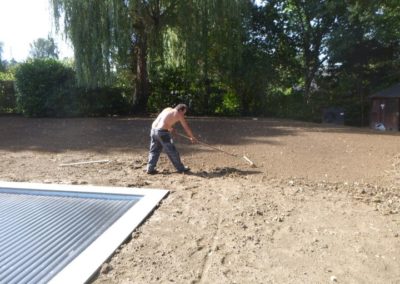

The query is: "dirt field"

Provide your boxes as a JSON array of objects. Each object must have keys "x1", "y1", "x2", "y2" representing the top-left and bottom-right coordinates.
[{"x1": 1, "y1": 116, "x2": 399, "y2": 283}]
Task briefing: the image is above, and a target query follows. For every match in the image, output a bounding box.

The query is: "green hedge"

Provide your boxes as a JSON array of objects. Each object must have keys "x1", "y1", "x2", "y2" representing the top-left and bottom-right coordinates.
[
  {"x1": 15, "y1": 59, "x2": 76, "y2": 117},
  {"x1": 14, "y1": 59, "x2": 132, "y2": 117},
  {"x1": 76, "y1": 87, "x2": 132, "y2": 116},
  {"x1": 0, "y1": 80, "x2": 16, "y2": 113}
]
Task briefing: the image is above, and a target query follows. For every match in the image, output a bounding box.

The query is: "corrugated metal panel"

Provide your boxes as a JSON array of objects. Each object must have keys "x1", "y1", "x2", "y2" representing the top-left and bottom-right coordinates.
[
  {"x1": 370, "y1": 83, "x2": 400, "y2": 98},
  {"x1": 0, "y1": 187, "x2": 140, "y2": 284}
]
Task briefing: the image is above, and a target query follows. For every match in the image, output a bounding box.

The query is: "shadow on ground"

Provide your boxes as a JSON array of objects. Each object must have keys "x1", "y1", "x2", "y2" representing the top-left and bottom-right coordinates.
[{"x1": 1, "y1": 116, "x2": 397, "y2": 154}]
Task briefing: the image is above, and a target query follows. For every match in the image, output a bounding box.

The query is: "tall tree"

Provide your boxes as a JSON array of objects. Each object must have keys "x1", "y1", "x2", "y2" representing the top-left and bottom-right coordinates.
[
  {"x1": 239, "y1": 0, "x2": 297, "y2": 114},
  {"x1": 176, "y1": 0, "x2": 247, "y2": 113},
  {"x1": 29, "y1": 36, "x2": 59, "y2": 59},
  {"x1": 325, "y1": 1, "x2": 400, "y2": 125},
  {"x1": 276, "y1": 0, "x2": 342, "y2": 103},
  {"x1": 52, "y1": 0, "x2": 128, "y2": 88},
  {"x1": 51, "y1": 0, "x2": 245, "y2": 112}
]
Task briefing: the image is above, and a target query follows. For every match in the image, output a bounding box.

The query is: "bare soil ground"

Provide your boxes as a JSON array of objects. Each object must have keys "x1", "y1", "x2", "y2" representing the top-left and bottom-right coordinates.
[{"x1": 1, "y1": 116, "x2": 399, "y2": 283}]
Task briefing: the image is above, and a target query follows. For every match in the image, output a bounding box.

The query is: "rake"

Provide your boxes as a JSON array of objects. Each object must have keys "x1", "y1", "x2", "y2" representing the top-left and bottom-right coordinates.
[{"x1": 176, "y1": 132, "x2": 256, "y2": 167}]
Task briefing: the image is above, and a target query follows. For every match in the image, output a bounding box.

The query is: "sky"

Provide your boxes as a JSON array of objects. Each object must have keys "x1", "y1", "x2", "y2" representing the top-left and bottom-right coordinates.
[
  {"x1": 0, "y1": 0, "x2": 265, "y2": 62},
  {"x1": 0, "y1": 0, "x2": 73, "y2": 61}
]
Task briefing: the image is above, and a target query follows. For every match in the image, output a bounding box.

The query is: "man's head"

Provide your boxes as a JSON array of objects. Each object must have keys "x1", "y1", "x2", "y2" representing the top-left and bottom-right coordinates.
[{"x1": 175, "y1": 104, "x2": 188, "y2": 113}]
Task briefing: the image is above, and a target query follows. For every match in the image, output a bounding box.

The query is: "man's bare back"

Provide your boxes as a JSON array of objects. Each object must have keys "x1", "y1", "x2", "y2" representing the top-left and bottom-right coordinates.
[
  {"x1": 152, "y1": 105, "x2": 196, "y2": 141},
  {"x1": 152, "y1": 107, "x2": 180, "y2": 130}
]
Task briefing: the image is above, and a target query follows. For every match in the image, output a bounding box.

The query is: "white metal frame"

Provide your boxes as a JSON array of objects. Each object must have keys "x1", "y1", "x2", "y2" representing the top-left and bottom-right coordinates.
[{"x1": 0, "y1": 181, "x2": 168, "y2": 284}]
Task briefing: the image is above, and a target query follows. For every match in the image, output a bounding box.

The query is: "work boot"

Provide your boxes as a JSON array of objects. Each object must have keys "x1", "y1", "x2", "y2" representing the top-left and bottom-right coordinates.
[
  {"x1": 146, "y1": 169, "x2": 158, "y2": 175},
  {"x1": 177, "y1": 166, "x2": 190, "y2": 174}
]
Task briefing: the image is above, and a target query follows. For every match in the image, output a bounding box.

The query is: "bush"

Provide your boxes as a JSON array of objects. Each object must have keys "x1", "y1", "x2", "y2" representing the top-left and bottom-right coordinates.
[
  {"x1": 14, "y1": 59, "x2": 76, "y2": 117},
  {"x1": 148, "y1": 67, "x2": 239, "y2": 115},
  {"x1": 77, "y1": 87, "x2": 132, "y2": 116},
  {"x1": 0, "y1": 80, "x2": 17, "y2": 113},
  {"x1": 148, "y1": 67, "x2": 193, "y2": 113}
]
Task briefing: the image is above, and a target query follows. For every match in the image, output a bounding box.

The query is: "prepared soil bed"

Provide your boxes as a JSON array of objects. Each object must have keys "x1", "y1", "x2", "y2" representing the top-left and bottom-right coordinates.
[{"x1": 1, "y1": 116, "x2": 399, "y2": 283}]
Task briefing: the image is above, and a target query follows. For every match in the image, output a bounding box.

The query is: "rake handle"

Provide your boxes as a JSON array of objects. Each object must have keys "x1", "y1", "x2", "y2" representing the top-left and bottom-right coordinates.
[
  {"x1": 177, "y1": 132, "x2": 255, "y2": 167},
  {"x1": 176, "y1": 132, "x2": 239, "y2": 158}
]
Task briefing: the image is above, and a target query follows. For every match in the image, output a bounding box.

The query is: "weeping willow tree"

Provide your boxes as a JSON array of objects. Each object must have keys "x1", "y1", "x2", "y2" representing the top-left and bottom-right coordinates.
[
  {"x1": 51, "y1": 0, "x2": 170, "y2": 111},
  {"x1": 51, "y1": 0, "x2": 246, "y2": 112},
  {"x1": 175, "y1": 0, "x2": 247, "y2": 113}
]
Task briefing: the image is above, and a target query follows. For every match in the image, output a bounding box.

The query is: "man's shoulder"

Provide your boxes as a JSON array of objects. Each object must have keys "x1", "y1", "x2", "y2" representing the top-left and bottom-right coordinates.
[{"x1": 159, "y1": 107, "x2": 173, "y2": 115}]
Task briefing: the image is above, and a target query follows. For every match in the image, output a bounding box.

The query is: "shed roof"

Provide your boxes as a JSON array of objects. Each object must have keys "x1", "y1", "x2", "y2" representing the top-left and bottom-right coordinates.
[{"x1": 370, "y1": 83, "x2": 400, "y2": 98}]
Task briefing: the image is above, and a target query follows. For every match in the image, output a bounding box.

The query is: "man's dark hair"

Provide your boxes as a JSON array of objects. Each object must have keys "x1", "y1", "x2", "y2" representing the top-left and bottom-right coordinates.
[{"x1": 175, "y1": 104, "x2": 188, "y2": 112}]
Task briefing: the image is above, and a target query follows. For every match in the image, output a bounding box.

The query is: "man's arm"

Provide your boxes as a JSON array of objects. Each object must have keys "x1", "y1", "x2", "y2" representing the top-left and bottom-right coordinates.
[{"x1": 179, "y1": 115, "x2": 196, "y2": 142}]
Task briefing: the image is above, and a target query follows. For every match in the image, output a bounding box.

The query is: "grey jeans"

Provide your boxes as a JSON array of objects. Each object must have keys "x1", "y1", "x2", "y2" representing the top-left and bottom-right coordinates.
[{"x1": 147, "y1": 128, "x2": 186, "y2": 172}]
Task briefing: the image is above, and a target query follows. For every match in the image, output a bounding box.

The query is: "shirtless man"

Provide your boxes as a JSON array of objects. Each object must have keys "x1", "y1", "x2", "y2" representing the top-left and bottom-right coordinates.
[{"x1": 147, "y1": 104, "x2": 197, "y2": 174}]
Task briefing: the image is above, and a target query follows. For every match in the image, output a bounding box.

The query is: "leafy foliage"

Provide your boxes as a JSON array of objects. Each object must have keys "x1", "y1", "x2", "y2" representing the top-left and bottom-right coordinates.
[
  {"x1": 0, "y1": 80, "x2": 16, "y2": 113},
  {"x1": 2, "y1": 0, "x2": 397, "y2": 124},
  {"x1": 51, "y1": 0, "x2": 246, "y2": 112},
  {"x1": 14, "y1": 59, "x2": 76, "y2": 117},
  {"x1": 148, "y1": 66, "x2": 238, "y2": 115},
  {"x1": 76, "y1": 87, "x2": 132, "y2": 116},
  {"x1": 13, "y1": 59, "x2": 132, "y2": 117},
  {"x1": 29, "y1": 36, "x2": 59, "y2": 59}
]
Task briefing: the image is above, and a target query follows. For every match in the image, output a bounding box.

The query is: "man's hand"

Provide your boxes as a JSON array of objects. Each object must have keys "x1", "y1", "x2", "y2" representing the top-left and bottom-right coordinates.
[{"x1": 189, "y1": 136, "x2": 198, "y2": 144}]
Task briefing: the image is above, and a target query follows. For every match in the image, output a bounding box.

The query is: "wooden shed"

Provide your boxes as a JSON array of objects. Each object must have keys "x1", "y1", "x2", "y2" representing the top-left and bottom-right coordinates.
[{"x1": 369, "y1": 83, "x2": 400, "y2": 131}]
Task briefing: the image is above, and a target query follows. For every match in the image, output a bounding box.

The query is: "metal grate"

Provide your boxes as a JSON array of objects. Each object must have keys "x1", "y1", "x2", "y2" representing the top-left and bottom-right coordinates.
[{"x1": 0, "y1": 182, "x2": 168, "y2": 283}]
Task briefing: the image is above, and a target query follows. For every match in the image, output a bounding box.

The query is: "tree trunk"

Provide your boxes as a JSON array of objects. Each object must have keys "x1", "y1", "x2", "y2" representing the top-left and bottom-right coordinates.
[
  {"x1": 202, "y1": 2, "x2": 210, "y2": 115},
  {"x1": 304, "y1": 73, "x2": 312, "y2": 104}
]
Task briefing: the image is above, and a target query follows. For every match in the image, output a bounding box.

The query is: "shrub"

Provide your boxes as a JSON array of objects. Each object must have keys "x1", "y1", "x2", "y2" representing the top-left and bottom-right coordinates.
[
  {"x1": 148, "y1": 67, "x2": 192, "y2": 113},
  {"x1": 14, "y1": 59, "x2": 76, "y2": 117},
  {"x1": 148, "y1": 67, "x2": 239, "y2": 115},
  {"x1": 0, "y1": 80, "x2": 17, "y2": 113},
  {"x1": 76, "y1": 87, "x2": 132, "y2": 116}
]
